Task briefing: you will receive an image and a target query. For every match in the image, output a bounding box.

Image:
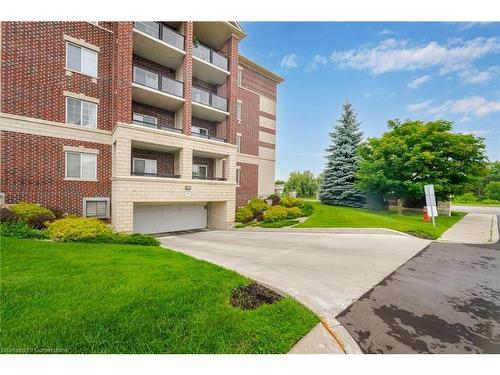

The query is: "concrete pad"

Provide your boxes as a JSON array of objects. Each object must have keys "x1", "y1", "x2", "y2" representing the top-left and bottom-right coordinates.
[
  {"x1": 289, "y1": 323, "x2": 343, "y2": 354},
  {"x1": 439, "y1": 213, "x2": 498, "y2": 244},
  {"x1": 160, "y1": 230, "x2": 430, "y2": 316}
]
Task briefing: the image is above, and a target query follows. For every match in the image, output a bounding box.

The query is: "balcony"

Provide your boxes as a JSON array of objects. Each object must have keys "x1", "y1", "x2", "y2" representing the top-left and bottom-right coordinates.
[
  {"x1": 132, "y1": 66, "x2": 184, "y2": 112},
  {"x1": 192, "y1": 42, "x2": 229, "y2": 85},
  {"x1": 133, "y1": 22, "x2": 185, "y2": 70},
  {"x1": 191, "y1": 87, "x2": 228, "y2": 122},
  {"x1": 191, "y1": 132, "x2": 227, "y2": 143},
  {"x1": 131, "y1": 171, "x2": 181, "y2": 178},
  {"x1": 192, "y1": 175, "x2": 227, "y2": 181}
]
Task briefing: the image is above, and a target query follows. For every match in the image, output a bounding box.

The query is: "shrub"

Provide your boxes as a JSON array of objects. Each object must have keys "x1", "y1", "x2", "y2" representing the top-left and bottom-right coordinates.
[
  {"x1": 247, "y1": 198, "x2": 268, "y2": 216},
  {"x1": 298, "y1": 202, "x2": 314, "y2": 216},
  {"x1": 9, "y1": 202, "x2": 55, "y2": 228},
  {"x1": 453, "y1": 193, "x2": 477, "y2": 203},
  {"x1": 481, "y1": 198, "x2": 500, "y2": 204},
  {"x1": 263, "y1": 206, "x2": 289, "y2": 223},
  {"x1": 280, "y1": 196, "x2": 301, "y2": 208},
  {"x1": 0, "y1": 221, "x2": 48, "y2": 239},
  {"x1": 83, "y1": 232, "x2": 160, "y2": 246},
  {"x1": 485, "y1": 181, "x2": 500, "y2": 201},
  {"x1": 235, "y1": 207, "x2": 254, "y2": 223},
  {"x1": 47, "y1": 207, "x2": 65, "y2": 219},
  {"x1": 258, "y1": 219, "x2": 299, "y2": 228},
  {"x1": 0, "y1": 207, "x2": 18, "y2": 223},
  {"x1": 286, "y1": 206, "x2": 303, "y2": 219},
  {"x1": 47, "y1": 217, "x2": 113, "y2": 242},
  {"x1": 267, "y1": 193, "x2": 281, "y2": 206}
]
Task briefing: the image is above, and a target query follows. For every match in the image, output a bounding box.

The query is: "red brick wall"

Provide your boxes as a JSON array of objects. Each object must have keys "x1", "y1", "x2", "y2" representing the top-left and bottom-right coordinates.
[
  {"x1": 236, "y1": 162, "x2": 258, "y2": 207},
  {"x1": 236, "y1": 87, "x2": 260, "y2": 156},
  {"x1": 0, "y1": 131, "x2": 111, "y2": 215},
  {"x1": 182, "y1": 22, "x2": 193, "y2": 135},
  {"x1": 132, "y1": 101, "x2": 175, "y2": 130},
  {"x1": 238, "y1": 64, "x2": 277, "y2": 100},
  {"x1": 133, "y1": 54, "x2": 175, "y2": 79},
  {"x1": 192, "y1": 117, "x2": 217, "y2": 137},
  {"x1": 1, "y1": 22, "x2": 116, "y2": 131},
  {"x1": 131, "y1": 148, "x2": 175, "y2": 176}
]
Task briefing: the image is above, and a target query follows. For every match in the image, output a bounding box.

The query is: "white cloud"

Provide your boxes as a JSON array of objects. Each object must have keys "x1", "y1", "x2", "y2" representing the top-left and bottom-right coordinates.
[
  {"x1": 306, "y1": 54, "x2": 328, "y2": 72},
  {"x1": 280, "y1": 54, "x2": 299, "y2": 69},
  {"x1": 379, "y1": 29, "x2": 393, "y2": 36},
  {"x1": 457, "y1": 66, "x2": 500, "y2": 84},
  {"x1": 461, "y1": 129, "x2": 490, "y2": 136},
  {"x1": 407, "y1": 100, "x2": 433, "y2": 112},
  {"x1": 329, "y1": 37, "x2": 500, "y2": 75},
  {"x1": 426, "y1": 96, "x2": 500, "y2": 120},
  {"x1": 408, "y1": 75, "x2": 431, "y2": 88}
]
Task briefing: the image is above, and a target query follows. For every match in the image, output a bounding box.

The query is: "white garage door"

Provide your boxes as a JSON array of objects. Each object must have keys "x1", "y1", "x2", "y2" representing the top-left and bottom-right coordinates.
[{"x1": 133, "y1": 203, "x2": 207, "y2": 234}]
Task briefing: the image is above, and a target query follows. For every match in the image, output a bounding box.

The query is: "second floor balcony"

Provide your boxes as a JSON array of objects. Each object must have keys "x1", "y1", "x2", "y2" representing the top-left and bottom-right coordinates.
[
  {"x1": 133, "y1": 21, "x2": 185, "y2": 70},
  {"x1": 132, "y1": 66, "x2": 184, "y2": 112},
  {"x1": 191, "y1": 86, "x2": 228, "y2": 122}
]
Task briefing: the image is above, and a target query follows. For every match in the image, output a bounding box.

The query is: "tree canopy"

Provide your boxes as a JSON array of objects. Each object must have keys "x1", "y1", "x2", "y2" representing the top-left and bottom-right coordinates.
[
  {"x1": 284, "y1": 170, "x2": 319, "y2": 198},
  {"x1": 356, "y1": 119, "x2": 488, "y2": 200}
]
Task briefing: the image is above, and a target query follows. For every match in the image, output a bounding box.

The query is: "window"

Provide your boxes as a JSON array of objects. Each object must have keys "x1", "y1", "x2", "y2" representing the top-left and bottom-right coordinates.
[
  {"x1": 66, "y1": 152, "x2": 97, "y2": 180},
  {"x1": 133, "y1": 66, "x2": 158, "y2": 89},
  {"x1": 192, "y1": 164, "x2": 208, "y2": 180},
  {"x1": 83, "y1": 197, "x2": 110, "y2": 218},
  {"x1": 237, "y1": 67, "x2": 243, "y2": 87},
  {"x1": 236, "y1": 134, "x2": 242, "y2": 153},
  {"x1": 236, "y1": 168, "x2": 241, "y2": 186},
  {"x1": 133, "y1": 112, "x2": 158, "y2": 129},
  {"x1": 133, "y1": 158, "x2": 157, "y2": 175},
  {"x1": 66, "y1": 42, "x2": 98, "y2": 77},
  {"x1": 66, "y1": 97, "x2": 97, "y2": 128},
  {"x1": 236, "y1": 100, "x2": 242, "y2": 122},
  {"x1": 192, "y1": 126, "x2": 208, "y2": 137}
]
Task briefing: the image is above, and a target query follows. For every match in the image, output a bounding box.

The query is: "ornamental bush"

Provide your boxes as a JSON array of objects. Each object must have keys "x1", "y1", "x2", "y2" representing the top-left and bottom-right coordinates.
[
  {"x1": 298, "y1": 202, "x2": 314, "y2": 217},
  {"x1": 0, "y1": 221, "x2": 48, "y2": 239},
  {"x1": 267, "y1": 193, "x2": 281, "y2": 206},
  {"x1": 235, "y1": 207, "x2": 254, "y2": 223},
  {"x1": 47, "y1": 217, "x2": 113, "y2": 242},
  {"x1": 263, "y1": 206, "x2": 289, "y2": 223},
  {"x1": 9, "y1": 202, "x2": 55, "y2": 229},
  {"x1": 280, "y1": 196, "x2": 301, "y2": 208},
  {"x1": 286, "y1": 206, "x2": 303, "y2": 219},
  {"x1": 0, "y1": 207, "x2": 18, "y2": 223},
  {"x1": 247, "y1": 198, "x2": 268, "y2": 216}
]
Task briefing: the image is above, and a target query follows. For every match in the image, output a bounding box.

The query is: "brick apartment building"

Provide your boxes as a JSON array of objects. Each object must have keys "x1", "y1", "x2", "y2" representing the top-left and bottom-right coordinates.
[{"x1": 0, "y1": 21, "x2": 283, "y2": 233}]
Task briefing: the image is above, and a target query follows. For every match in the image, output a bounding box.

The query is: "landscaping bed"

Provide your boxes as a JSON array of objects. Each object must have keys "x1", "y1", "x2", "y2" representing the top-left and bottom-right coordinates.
[
  {"x1": 0, "y1": 237, "x2": 318, "y2": 354},
  {"x1": 296, "y1": 202, "x2": 464, "y2": 239}
]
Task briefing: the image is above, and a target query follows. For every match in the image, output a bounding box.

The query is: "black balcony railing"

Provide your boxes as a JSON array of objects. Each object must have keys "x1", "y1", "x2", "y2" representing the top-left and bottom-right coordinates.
[
  {"x1": 133, "y1": 66, "x2": 184, "y2": 98},
  {"x1": 134, "y1": 22, "x2": 185, "y2": 51},
  {"x1": 192, "y1": 42, "x2": 228, "y2": 71},
  {"x1": 191, "y1": 132, "x2": 227, "y2": 143},
  {"x1": 131, "y1": 171, "x2": 181, "y2": 178},
  {"x1": 192, "y1": 86, "x2": 228, "y2": 112}
]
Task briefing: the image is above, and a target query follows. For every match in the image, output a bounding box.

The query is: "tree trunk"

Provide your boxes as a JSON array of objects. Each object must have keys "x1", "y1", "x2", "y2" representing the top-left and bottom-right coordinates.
[{"x1": 397, "y1": 198, "x2": 403, "y2": 215}]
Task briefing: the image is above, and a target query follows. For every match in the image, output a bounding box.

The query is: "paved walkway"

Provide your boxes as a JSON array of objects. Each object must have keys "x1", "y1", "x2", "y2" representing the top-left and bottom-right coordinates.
[
  {"x1": 159, "y1": 230, "x2": 430, "y2": 354},
  {"x1": 452, "y1": 204, "x2": 500, "y2": 215},
  {"x1": 439, "y1": 213, "x2": 498, "y2": 244}
]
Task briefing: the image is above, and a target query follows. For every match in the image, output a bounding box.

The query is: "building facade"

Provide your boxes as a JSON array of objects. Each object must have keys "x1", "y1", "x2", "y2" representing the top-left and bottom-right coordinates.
[{"x1": 0, "y1": 21, "x2": 283, "y2": 233}]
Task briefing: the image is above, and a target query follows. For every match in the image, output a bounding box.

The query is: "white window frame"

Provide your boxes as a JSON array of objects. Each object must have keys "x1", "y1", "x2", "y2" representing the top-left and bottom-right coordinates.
[
  {"x1": 132, "y1": 158, "x2": 158, "y2": 175},
  {"x1": 65, "y1": 152, "x2": 97, "y2": 180},
  {"x1": 237, "y1": 66, "x2": 243, "y2": 87},
  {"x1": 83, "y1": 197, "x2": 110, "y2": 219},
  {"x1": 236, "y1": 100, "x2": 242, "y2": 122},
  {"x1": 192, "y1": 164, "x2": 208, "y2": 179},
  {"x1": 236, "y1": 134, "x2": 242, "y2": 153},
  {"x1": 65, "y1": 42, "x2": 98, "y2": 77},
  {"x1": 65, "y1": 97, "x2": 98, "y2": 128},
  {"x1": 236, "y1": 168, "x2": 241, "y2": 186},
  {"x1": 133, "y1": 112, "x2": 158, "y2": 128}
]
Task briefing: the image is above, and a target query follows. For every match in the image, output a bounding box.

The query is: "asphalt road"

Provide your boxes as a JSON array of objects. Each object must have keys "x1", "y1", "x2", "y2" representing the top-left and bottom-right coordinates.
[
  {"x1": 337, "y1": 217, "x2": 500, "y2": 354},
  {"x1": 452, "y1": 204, "x2": 500, "y2": 215}
]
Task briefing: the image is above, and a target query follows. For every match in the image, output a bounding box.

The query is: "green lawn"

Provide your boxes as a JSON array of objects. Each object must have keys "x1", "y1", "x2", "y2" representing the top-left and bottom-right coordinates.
[
  {"x1": 0, "y1": 237, "x2": 317, "y2": 354},
  {"x1": 296, "y1": 202, "x2": 464, "y2": 239}
]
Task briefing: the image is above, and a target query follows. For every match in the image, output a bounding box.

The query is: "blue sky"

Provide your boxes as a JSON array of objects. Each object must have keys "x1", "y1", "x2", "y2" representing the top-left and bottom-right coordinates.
[{"x1": 239, "y1": 22, "x2": 500, "y2": 180}]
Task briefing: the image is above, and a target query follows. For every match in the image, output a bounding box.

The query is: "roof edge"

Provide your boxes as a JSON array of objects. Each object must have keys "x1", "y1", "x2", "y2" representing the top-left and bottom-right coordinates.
[{"x1": 238, "y1": 54, "x2": 285, "y2": 84}]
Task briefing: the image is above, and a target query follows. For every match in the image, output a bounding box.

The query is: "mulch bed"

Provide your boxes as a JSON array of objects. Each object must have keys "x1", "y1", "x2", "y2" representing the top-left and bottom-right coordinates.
[{"x1": 230, "y1": 283, "x2": 283, "y2": 310}]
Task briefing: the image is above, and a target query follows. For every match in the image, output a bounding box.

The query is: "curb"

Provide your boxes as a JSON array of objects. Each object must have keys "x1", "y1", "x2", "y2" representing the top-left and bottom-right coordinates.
[
  {"x1": 319, "y1": 313, "x2": 363, "y2": 354},
  {"x1": 233, "y1": 227, "x2": 416, "y2": 237}
]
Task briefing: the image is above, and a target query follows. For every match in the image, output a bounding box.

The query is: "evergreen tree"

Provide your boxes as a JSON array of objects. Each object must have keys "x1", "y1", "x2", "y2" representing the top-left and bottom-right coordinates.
[{"x1": 320, "y1": 102, "x2": 365, "y2": 207}]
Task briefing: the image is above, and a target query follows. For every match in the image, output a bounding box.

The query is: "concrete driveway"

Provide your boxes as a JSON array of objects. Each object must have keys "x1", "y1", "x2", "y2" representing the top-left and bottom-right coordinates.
[{"x1": 159, "y1": 230, "x2": 430, "y2": 317}]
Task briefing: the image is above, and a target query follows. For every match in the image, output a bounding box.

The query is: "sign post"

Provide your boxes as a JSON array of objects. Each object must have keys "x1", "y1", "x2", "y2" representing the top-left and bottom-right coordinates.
[{"x1": 424, "y1": 184, "x2": 438, "y2": 227}]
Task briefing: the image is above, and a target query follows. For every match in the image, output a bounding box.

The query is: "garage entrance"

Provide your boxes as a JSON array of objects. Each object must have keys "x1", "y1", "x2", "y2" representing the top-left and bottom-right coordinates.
[{"x1": 133, "y1": 203, "x2": 207, "y2": 234}]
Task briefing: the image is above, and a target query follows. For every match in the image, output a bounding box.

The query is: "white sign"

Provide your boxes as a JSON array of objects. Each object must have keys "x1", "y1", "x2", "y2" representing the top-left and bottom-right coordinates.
[{"x1": 424, "y1": 184, "x2": 438, "y2": 226}]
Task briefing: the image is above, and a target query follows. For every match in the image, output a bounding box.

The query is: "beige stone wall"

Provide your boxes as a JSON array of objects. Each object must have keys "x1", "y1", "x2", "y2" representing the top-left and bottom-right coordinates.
[
  {"x1": 259, "y1": 115, "x2": 276, "y2": 130},
  {"x1": 259, "y1": 96, "x2": 276, "y2": 115}
]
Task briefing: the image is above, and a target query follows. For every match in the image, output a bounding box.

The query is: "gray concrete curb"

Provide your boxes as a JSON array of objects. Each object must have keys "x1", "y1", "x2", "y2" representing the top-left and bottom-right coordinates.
[{"x1": 233, "y1": 226, "x2": 413, "y2": 237}]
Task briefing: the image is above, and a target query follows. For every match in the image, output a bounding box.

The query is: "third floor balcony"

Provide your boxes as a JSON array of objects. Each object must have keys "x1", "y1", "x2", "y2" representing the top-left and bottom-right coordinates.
[
  {"x1": 192, "y1": 42, "x2": 229, "y2": 85},
  {"x1": 132, "y1": 65, "x2": 184, "y2": 112},
  {"x1": 133, "y1": 21, "x2": 185, "y2": 70}
]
